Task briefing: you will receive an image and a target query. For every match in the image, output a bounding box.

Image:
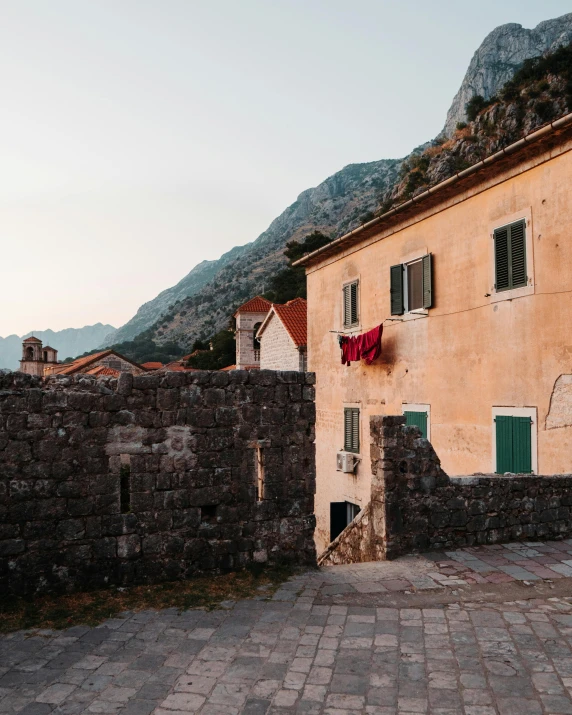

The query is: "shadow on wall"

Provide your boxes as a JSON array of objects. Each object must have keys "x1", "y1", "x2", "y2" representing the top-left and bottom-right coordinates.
[{"x1": 320, "y1": 415, "x2": 572, "y2": 566}]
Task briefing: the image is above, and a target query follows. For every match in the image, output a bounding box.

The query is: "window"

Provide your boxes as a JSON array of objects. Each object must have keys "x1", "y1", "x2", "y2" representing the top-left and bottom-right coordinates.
[
  {"x1": 299, "y1": 349, "x2": 307, "y2": 372},
  {"x1": 109, "y1": 360, "x2": 122, "y2": 371},
  {"x1": 330, "y1": 501, "x2": 361, "y2": 542},
  {"x1": 342, "y1": 281, "x2": 359, "y2": 328},
  {"x1": 391, "y1": 254, "x2": 432, "y2": 315},
  {"x1": 404, "y1": 411, "x2": 427, "y2": 439},
  {"x1": 253, "y1": 322, "x2": 262, "y2": 350},
  {"x1": 256, "y1": 447, "x2": 265, "y2": 501},
  {"x1": 119, "y1": 459, "x2": 131, "y2": 514},
  {"x1": 495, "y1": 415, "x2": 532, "y2": 474},
  {"x1": 344, "y1": 408, "x2": 360, "y2": 453},
  {"x1": 494, "y1": 220, "x2": 526, "y2": 292}
]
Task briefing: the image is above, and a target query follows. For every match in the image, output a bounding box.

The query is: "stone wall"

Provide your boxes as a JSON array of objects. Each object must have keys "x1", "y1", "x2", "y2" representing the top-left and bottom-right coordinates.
[
  {"x1": 260, "y1": 315, "x2": 302, "y2": 372},
  {"x1": 321, "y1": 415, "x2": 572, "y2": 564},
  {"x1": 0, "y1": 369, "x2": 316, "y2": 596}
]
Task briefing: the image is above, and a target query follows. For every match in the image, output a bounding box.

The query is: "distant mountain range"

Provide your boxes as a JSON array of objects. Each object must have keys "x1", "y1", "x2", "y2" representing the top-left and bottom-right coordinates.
[
  {"x1": 0, "y1": 324, "x2": 115, "y2": 370},
  {"x1": 100, "y1": 12, "x2": 572, "y2": 353}
]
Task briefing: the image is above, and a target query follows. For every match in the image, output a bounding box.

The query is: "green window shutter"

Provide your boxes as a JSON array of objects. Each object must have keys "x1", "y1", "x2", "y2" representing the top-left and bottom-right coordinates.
[
  {"x1": 494, "y1": 227, "x2": 510, "y2": 291},
  {"x1": 344, "y1": 408, "x2": 360, "y2": 452},
  {"x1": 495, "y1": 415, "x2": 532, "y2": 473},
  {"x1": 509, "y1": 220, "x2": 527, "y2": 288},
  {"x1": 422, "y1": 254, "x2": 433, "y2": 309},
  {"x1": 350, "y1": 281, "x2": 358, "y2": 325},
  {"x1": 343, "y1": 285, "x2": 350, "y2": 327},
  {"x1": 404, "y1": 411, "x2": 428, "y2": 439},
  {"x1": 390, "y1": 264, "x2": 404, "y2": 315},
  {"x1": 512, "y1": 416, "x2": 532, "y2": 473},
  {"x1": 343, "y1": 282, "x2": 358, "y2": 327},
  {"x1": 494, "y1": 220, "x2": 527, "y2": 291},
  {"x1": 495, "y1": 415, "x2": 513, "y2": 473}
]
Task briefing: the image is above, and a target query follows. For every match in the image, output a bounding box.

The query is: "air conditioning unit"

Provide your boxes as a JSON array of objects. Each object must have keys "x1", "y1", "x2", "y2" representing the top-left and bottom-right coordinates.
[{"x1": 337, "y1": 451, "x2": 358, "y2": 473}]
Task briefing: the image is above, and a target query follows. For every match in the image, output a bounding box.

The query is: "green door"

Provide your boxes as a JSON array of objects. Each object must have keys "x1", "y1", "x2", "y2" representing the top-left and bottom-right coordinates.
[
  {"x1": 495, "y1": 415, "x2": 532, "y2": 474},
  {"x1": 404, "y1": 411, "x2": 428, "y2": 439}
]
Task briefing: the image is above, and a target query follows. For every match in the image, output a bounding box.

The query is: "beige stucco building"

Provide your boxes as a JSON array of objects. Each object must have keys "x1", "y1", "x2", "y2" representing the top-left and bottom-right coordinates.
[
  {"x1": 296, "y1": 114, "x2": 572, "y2": 554},
  {"x1": 257, "y1": 298, "x2": 307, "y2": 371}
]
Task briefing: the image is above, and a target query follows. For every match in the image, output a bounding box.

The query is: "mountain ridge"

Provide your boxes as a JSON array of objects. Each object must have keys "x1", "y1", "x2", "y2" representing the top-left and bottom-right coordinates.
[
  {"x1": 103, "y1": 12, "x2": 572, "y2": 352},
  {"x1": 0, "y1": 323, "x2": 115, "y2": 371}
]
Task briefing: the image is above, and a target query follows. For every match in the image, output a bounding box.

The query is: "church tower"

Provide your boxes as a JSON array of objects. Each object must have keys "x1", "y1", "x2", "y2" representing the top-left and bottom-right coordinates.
[{"x1": 19, "y1": 337, "x2": 58, "y2": 377}]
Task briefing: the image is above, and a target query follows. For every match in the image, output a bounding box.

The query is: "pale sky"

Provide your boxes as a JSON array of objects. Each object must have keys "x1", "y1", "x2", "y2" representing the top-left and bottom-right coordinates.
[{"x1": 1, "y1": 0, "x2": 570, "y2": 337}]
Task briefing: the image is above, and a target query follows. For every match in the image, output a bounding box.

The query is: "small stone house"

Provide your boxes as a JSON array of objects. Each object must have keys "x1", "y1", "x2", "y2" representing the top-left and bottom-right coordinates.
[{"x1": 256, "y1": 298, "x2": 307, "y2": 371}]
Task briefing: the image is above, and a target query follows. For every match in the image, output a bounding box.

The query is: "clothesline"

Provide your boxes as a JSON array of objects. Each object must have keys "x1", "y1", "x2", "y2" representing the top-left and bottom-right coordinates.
[{"x1": 328, "y1": 314, "x2": 428, "y2": 335}]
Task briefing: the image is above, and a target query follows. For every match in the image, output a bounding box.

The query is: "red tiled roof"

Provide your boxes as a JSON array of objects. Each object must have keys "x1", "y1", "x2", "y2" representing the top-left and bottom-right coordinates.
[
  {"x1": 270, "y1": 298, "x2": 307, "y2": 347},
  {"x1": 141, "y1": 362, "x2": 163, "y2": 369},
  {"x1": 234, "y1": 296, "x2": 272, "y2": 316},
  {"x1": 220, "y1": 364, "x2": 236, "y2": 371},
  {"x1": 57, "y1": 350, "x2": 112, "y2": 375},
  {"x1": 56, "y1": 350, "x2": 143, "y2": 375},
  {"x1": 86, "y1": 366, "x2": 120, "y2": 377},
  {"x1": 163, "y1": 362, "x2": 199, "y2": 372},
  {"x1": 23, "y1": 336, "x2": 42, "y2": 343}
]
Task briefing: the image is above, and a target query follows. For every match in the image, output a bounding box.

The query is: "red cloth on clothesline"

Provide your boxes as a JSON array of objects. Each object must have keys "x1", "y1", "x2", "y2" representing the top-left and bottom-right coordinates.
[{"x1": 340, "y1": 324, "x2": 383, "y2": 366}]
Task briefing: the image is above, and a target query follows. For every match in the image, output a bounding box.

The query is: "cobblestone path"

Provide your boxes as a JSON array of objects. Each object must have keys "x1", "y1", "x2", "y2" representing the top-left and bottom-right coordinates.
[{"x1": 4, "y1": 541, "x2": 572, "y2": 714}]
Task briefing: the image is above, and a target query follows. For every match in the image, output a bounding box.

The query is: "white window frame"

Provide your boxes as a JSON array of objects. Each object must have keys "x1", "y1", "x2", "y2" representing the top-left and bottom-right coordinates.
[
  {"x1": 402, "y1": 403, "x2": 431, "y2": 441},
  {"x1": 399, "y1": 248, "x2": 429, "y2": 319},
  {"x1": 491, "y1": 406, "x2": 538, "y2": 475},
  {"x1": 343, "y1": 402, "x2": 361, "y2": 455},
  {"x1": 489, "y1": 208, "x2": 534, "y2": 304},
  {"x1": 341, "y1": 277, "x2": 360, "y2": 331}
]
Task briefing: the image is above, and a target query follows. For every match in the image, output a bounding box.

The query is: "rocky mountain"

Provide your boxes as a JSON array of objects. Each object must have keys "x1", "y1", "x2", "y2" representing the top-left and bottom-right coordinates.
[
  {"x1": 0, "y1": 323, "x2": 115, "y2": 370},
  {"x1": 443, "y1": 13, "x2": 572, "y2": 136},
  {"x1": 105, "y1": 158, "x2": 402, "y2": 346},
  {"x1": 104, "y1": 12, "x2": 572, "y2": 352}
]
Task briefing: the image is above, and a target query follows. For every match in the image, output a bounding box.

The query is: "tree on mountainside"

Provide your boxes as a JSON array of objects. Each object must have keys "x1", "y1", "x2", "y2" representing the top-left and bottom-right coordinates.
[
  {"x1": 263, "y1": 231, "x2": 332, "y2": 304},
  {"x1": 185, "y1": 327, "x2": 236, "y2": 369}
]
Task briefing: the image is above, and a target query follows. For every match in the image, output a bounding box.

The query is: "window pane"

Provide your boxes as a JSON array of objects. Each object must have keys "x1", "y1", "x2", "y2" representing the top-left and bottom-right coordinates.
[{"x1": 407, "y1": 261, "x2": 423, "y2": 310}]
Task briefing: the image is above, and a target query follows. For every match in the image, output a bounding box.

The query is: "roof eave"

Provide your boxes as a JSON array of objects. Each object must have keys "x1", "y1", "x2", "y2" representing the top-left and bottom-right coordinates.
[{"x1": 293, "y1": 111, "x2": 572, "y2": 269}]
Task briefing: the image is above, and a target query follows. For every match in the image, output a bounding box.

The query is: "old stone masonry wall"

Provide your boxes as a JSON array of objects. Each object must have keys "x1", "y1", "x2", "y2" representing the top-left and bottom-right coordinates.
[
  {"x1": 0, "y1": 369, "x2": 316, "y2": 596},
  {"x1": 321, "y1": 415, "x2": 572, "y2": 565}
]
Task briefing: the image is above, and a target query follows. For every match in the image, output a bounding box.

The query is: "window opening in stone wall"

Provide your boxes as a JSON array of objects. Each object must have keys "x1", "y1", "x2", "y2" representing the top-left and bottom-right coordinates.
[
  {"x1": 256, "y1": 447, "x2": 265, "y2": 501},
  {"x1": 253, "y1": 323, "x2": 262, "y2": 361},
  {"x1": 109, "y1": 360, "x2": 122, "y2": 371},
  {"x1": 119, "y1": 458, "x2": 131, "y2": 514},
  {"x1": 201, "y1": 504, "x2": 217, "y2": 522}
]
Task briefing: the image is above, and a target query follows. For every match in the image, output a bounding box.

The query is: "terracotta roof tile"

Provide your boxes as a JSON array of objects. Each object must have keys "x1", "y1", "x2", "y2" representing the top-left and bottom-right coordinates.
[
  {"x1": 23, "y1": 336, "x2": 42, "y2": 343},
  {"x1": 272, "y1": 298, "x2": 307, "y2": 347},
  {"x1": 234, "y1": 296, "x2": 272, "y2": 315},
  {"x1": 220, "y1": 364, "x2": 236, "y2": 371},
  {"x1": 141, "y1": 362, "x2": 164, "y2": 369},
  {"x1": 56, "y1": 351, "x2": 112, "y2": 375},
  {"x1": 86, "y1": 366, "x2": 120, "y2": 377}
]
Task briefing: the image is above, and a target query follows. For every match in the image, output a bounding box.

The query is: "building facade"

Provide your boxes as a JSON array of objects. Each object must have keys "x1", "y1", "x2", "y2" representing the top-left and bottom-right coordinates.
[
  {"x1": 19, "y1": 337, "x2": 59, "y2": 376},
  {"x1": 296, "y1": 114, "x2": 572, "y2": 553},
  {"x1": 234, "y1": 296, "x2": 272, "y2": 370},
  {"x1": 257, "y1": 298, "x2": 308, "y2": 371}
]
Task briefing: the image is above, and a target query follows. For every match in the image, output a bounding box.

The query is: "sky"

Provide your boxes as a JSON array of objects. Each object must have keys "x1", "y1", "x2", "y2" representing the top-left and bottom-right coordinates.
[{"x1": 1, "y1": 0, "x2": 571, "y2": 337}]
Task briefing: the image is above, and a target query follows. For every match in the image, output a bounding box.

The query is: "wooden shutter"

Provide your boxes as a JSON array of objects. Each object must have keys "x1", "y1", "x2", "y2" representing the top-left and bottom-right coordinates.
[
  {"x1": 512, "y1": 416, "x2": 532, "y2": 473},
  {"x1": 344, "y1": 408, "x2": 359, "y2": 453},
  {"x1": 495, "y1": 415, "x2": 532, "y2": 474},
  {"x1": 343, "y1": 284, "x2": 351, "y2": 327},
  {"x1": 390, "y1": 264, "x2": 404, "y2": 315},
  {"x1": 509, "y1": 220, "x2": 527, "y2": 288},
  {"x1": 404, "y1": 411, "x2": 428, "y2": 439},
  {"x1": 422, "y1": 254, "x2": 433, "y2": 309},
  {"x1": 343, "y1": 282, "x2": 358, "y2": 327},
  {"x1": 494, "y1": 227, "x2": 510, "y2": 291},
  {"x1": 350, "y1": 282, "x2": 358, "y2": 325}
]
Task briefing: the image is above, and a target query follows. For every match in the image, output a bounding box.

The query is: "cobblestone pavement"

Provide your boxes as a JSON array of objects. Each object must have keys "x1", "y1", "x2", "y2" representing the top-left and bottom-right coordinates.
[{"x1": 4, "y1": 542, "x2": 572, "y2": 714}]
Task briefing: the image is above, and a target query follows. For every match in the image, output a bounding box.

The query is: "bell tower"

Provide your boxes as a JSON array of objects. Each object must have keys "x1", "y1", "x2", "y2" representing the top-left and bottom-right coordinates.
[{"x1": 19, "y1": 336, "x2": 47, "y2": 377}]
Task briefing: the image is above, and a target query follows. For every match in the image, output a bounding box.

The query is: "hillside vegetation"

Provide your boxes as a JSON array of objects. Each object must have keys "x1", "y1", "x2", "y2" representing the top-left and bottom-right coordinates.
[{"x1": 381, "y1": 43, "x2": 572, "y2": 212}]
